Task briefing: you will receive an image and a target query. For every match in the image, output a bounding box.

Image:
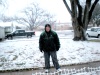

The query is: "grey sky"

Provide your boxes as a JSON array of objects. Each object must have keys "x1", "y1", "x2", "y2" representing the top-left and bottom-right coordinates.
[{"x1": 5, "y1": 0, "x2": 71, "y2": 23}]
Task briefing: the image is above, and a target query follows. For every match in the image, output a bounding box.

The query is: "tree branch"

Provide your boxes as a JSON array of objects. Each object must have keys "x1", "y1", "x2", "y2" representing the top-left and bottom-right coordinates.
[
  {"x1": 83, "y1": 0, "x2": 91, "y2": 29},
  {"x1": 75, "y1": 0, "x2": 83, "y2": 26},
  {"x1": 89, "y1": 0, "x2": 99, "y2": 22},
  {"x1": 63, "y1": 0, "x2": 72, "y2": 16}
]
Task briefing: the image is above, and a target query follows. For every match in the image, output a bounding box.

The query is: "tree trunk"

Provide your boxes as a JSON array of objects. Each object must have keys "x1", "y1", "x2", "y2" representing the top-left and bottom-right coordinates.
[
  {"x1": 93, "y1": 22, "x2": 95, "y2": 27},
  {"x1": 70, "y1": 0, "x2": 87, "y2": 41},
  {"x1": 72, "y1": 21, "x2": 87, "y2": 41},
  {"x1": 63, "y1": 0, "x2": 99, "y2": 41}
]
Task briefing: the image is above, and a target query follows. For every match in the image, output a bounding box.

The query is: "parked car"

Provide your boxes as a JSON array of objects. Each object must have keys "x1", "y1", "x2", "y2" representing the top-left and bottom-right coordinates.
[
  {"x1": 0, "y1": 26, "x2": 5, "y2": 40},
  {"x1": 5, "y1": 29, "x2": 35, "y2": 39},
  {"x1": 86, "y1": 27, "x2": 100, "y2": 38}
]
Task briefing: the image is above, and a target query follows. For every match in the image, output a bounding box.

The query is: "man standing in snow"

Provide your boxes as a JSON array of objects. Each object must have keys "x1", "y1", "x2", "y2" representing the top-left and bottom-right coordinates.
[{"x1": 39, "y1": 24, "x2": 61, "y2": 73}]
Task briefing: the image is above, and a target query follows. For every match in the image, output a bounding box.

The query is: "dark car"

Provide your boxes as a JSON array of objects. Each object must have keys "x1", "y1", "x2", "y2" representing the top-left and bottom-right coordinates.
[{"x1": 6, "y1": 29, "x2": 35, "y2": 39}]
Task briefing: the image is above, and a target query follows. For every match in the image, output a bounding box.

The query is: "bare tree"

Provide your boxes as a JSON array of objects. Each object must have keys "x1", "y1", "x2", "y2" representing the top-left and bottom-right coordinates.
[
  {"x1": 0, "y1": 0, "x2": 6, "y2": 6},
  {"x1": 16, "y1": 3, "x2": 56, "y2": 31},
  {"x1": 0, "y1": 0, "x2": 5, "y2": 17},
  {"x1": 91, "y1": 3, "x2": 100, "y2": 26},
  {"x1": 0, "y1": 14, "x2": 15, "y2": 22},
  {"x1": 0, "y1": 0, "x2": 8, "y2": 21},
  {"x1": 63, "y1": 0, "x2": 99, "y2": 41},
  {"x1": 0, "y1": 0, "x2": 8, "y2": 12}
]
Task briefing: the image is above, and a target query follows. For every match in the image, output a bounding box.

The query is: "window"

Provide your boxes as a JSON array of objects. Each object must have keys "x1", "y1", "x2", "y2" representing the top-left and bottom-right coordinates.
[
  {"x1": 15, "y1": 31, "x2": 18, "y2": 34},
  {"x1": 91, "y1": 28, "x2": 97, "y2": 32},
  {"x1": 19, "y1": 30, "x2": 24, "y2": 33},
  {"x1": 97, "y1": 28, "x2": 100, "y2": 31},
  {"x1": 91, "y1": 28, "x2": 95, "y2": 31}
]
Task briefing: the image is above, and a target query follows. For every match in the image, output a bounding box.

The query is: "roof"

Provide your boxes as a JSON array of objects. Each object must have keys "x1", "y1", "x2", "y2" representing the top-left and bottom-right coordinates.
[{"x1": 0, "y1": 22, "x2": 12, "y2": 27}]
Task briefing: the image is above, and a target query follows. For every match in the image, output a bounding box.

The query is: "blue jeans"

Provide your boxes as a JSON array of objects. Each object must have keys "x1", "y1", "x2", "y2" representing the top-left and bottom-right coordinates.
[{"x1": 44, "y1": 51, "x2": 60, "y2": 69}]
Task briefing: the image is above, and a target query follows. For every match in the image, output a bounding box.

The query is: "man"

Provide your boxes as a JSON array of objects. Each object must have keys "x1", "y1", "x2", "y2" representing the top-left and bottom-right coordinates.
[{"x1": 39, "y1": 24, "x2": 61, "y2": 73}]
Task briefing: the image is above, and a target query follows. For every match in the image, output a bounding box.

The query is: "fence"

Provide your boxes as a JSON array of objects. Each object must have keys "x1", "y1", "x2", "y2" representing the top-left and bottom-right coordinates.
[{"x1": 32, "y1": 66, "x2": 100, "y2": 75}]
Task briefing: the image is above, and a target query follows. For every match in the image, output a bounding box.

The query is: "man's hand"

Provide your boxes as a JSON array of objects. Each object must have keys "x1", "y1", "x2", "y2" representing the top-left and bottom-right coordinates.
[{"x1": 56, "y1": 47, "x2": 59, "y2": 51}]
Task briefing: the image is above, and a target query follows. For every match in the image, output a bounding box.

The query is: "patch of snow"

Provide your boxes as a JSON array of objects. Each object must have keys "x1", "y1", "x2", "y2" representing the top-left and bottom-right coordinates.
[{"x1": 0, "y1": 31, "x2": 100, "y2": 70}]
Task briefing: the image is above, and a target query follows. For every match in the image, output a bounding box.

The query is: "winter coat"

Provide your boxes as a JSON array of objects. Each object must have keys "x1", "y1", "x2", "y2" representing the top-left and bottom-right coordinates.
[{"x1": 39, "y1": 30, "x2": 60, "y2": 52}]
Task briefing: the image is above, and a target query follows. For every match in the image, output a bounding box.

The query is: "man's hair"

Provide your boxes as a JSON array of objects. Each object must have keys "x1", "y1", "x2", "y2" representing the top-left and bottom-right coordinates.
[{"x1": 45, "y1": 24, "x2": 51, "y2": 28}]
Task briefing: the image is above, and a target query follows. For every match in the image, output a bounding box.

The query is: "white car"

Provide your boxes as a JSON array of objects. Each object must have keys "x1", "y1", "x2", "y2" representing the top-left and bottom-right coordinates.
[{"x1": 86, "y1": 27, "x2": 100, "y2": 38}]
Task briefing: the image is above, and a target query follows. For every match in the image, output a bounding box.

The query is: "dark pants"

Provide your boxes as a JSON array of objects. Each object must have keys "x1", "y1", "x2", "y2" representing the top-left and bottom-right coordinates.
[{"x1": 44, "y1": 51, "x2": 60, "y2": 70}]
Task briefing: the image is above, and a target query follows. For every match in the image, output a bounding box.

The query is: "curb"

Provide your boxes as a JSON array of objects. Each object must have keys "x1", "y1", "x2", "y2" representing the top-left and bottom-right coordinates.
[{"x1": 0, "y1": 61, "x2": 100, "y2": 73}]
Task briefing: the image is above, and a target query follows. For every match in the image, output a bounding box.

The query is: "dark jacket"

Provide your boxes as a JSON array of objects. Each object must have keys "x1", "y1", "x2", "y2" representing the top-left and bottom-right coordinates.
[{"x1": 39, "y1": 30, "x2": 60, "y2": 52}]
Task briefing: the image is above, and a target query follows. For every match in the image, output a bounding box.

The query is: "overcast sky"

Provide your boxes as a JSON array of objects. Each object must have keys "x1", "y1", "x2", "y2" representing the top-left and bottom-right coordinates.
[{"x1": 5, "y1": 0, "x2": 71, "y2": 23}]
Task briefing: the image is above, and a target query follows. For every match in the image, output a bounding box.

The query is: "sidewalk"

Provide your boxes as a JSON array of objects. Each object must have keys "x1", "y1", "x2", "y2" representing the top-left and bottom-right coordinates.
[{"x1": 0, "y1": 61, "x2": 100, "y2": 75}]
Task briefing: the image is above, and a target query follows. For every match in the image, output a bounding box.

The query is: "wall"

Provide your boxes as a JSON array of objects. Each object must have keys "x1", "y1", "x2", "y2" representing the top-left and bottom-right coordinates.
[{"x1": 0, "y1": 26, "x2": 5, "y2": 40}]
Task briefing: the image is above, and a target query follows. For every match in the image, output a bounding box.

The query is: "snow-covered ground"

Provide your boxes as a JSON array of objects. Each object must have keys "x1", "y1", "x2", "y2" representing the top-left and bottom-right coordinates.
[{"x1": 0, "y1": 30, "x2": 100, "y2": 72}]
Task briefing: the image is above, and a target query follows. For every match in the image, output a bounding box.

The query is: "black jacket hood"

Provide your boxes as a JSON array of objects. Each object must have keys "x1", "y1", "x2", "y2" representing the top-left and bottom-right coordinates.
[{"x1": 45, "y1": 24, "x2": 51, "y2": 33}]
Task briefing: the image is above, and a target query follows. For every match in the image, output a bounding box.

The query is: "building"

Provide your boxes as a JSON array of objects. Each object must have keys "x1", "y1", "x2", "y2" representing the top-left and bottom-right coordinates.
[
  {"x1": 0, "y1": 22, "x2": 17, "y2": 34},
  {"x1": 0, "y1": 26, "x2": 5, "y2": 40}
]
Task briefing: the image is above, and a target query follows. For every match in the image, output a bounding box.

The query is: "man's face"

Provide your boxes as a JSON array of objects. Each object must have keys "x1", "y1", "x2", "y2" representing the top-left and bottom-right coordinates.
[{"x1": 46, "y1": 26, "x2": 50, "y2": 32}]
